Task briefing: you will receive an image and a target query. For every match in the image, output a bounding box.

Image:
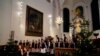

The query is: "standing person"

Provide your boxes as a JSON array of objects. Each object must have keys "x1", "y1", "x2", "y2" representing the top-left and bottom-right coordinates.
[
  {"x1": 64, "y1": 41, "x2": 69, "y2": 48},
  {"x1": 55, "y1": 40, "x2": 59, "y2": 48},
  {"x1": 56, "y1": 35, "x2": 60, "y2": 42},
  {"x1": 49, "y1": 40, "x2": 54, "y2": 54},
  {"x1": 38, "y1": 39, "x2": 41, "y2": 48},
  {"x1": 26, "y1": 40, "x2": 30, "y2": 48},
  {"x1": 19, "y1": 40, "x2": 23, "y2": 46},
  {"x1": 63, "y1": 34, "x2": 68, "y2": 42},
  {"x1": 41, "y1": 39, "x2": 46, "y2": 53},
  {"x1": 37, "y1": 39, "x2": 41, "y2": 52},
  {"x1": 32, "y1": 40, "x2": 34, "y2": 48},
  {"x1": 34, "y1": 41, "x2": 38, "y2": 52},
  {"x1": 23, "y1": 40, "x2": 26, "y2": 47},
  {"x1": 31, "y1": 40, "x2": 35, "y2": 52},
  {"x1": 60, "y1": 38, "x2": 64, "y2": 48}
]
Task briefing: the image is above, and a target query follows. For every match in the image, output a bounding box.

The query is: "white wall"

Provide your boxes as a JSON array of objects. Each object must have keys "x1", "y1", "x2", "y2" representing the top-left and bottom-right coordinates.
[
  {"x1": 0, "y1": 0, "x2": 54, "y2": 45},
  {"x1": 11, "y1": 0, "x2": 54, "y2": 42},
  {"x1": 0, "y1": 0, "x2": 12, "y2": 45}
]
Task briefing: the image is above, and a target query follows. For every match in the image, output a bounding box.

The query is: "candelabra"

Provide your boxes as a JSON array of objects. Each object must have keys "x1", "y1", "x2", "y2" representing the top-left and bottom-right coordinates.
[{"x1": 55, "y1": 16, "x2": 63, "y2": 38}]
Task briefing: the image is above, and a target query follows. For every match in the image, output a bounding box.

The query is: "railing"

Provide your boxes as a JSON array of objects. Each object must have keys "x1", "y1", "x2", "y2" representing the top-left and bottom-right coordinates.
[{"x1": 55, "y1": 48, "x2": 77, "y2": 56}]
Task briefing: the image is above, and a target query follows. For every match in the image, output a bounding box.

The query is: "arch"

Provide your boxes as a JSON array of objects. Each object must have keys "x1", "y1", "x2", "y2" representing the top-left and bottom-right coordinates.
[
  {"x1": 75, "y1": 6, "x2": 84, "y2": 17},
  {"x1": 73, "y1": 2, "x2": 86, "y2": 18},
  {"x1": 63, "y1": 8, "x2": 70, "y2": 32}
]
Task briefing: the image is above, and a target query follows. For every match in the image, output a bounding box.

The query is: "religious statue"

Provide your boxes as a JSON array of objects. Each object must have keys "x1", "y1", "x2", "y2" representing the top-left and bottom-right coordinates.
[{"x1": 72, "y1": 7, "x2": 84, "y2": 34}]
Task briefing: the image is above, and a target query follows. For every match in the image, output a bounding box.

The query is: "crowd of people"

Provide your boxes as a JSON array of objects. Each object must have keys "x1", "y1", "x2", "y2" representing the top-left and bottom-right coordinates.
[{"x1": 15, "y1": 34, "x2": 80, "y2": 56}]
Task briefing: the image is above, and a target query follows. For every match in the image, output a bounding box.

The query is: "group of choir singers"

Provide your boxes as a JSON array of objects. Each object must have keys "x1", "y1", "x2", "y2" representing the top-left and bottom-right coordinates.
[{"x1": 17, "y1": 34, "x2": 78, "y2": 56}]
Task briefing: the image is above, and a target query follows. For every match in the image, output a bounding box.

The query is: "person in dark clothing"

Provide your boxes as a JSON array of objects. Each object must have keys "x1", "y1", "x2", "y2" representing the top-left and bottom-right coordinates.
[
  {"x1": 72, "y1": 37, "x2": 77, "y2": 48},
  {"x1": 23, "y1": 40, "x2": 26, "y2": 47},
  {"x1": 56, "y1": 35, "x2": 60, "y2": 42},
  {"x1": 32, "y1": 40, "x2": 35, "y2": 48},
  {"x1": 41, "y1": 41, "x2": 46, "y2": 49},
  {"x1": 23, "y1": 47, "x2": 27, "y2": 56},
  {"x1": 60, "y1": 38, "x2": 64, "y2": 48},
  {"x1": 55, "y1": 41, "x2": 59, "y2": 47},
  {"x1": 49, "y1": 41, "x2": 53, "y2": 49},
  {"x1": 64, "y1": 34, "x2": 67, "y2": 42},
  {"x1": 34, "y1": 41, "x2": 38, "y2": 49},
  {"x1": 26, "y1": 40, "x2": 30, "y2": 47},
  {"x1": 38, "y1": 39, "x2": 41, "y2": 48},
  {"x1": 14, "y1": 40, "x2": 18, "y2": 45},
  {"x1": 69, "y1": 42, "x2": 75, "y2": 48},
  {"x1": 19, "y1": 40, "x2": 22, "y2": 46},
  {"x1": 64, "y1": 42, "x2": 69, "y2": 48},
  {"x1": 60, "y1": 42, "x2": 64, "y2": 48}
]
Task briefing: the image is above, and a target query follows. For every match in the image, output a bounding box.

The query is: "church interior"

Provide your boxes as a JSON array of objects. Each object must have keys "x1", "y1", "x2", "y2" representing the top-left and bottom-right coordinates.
[{"x1": 0, "y1": 0, "x2": 100, "y2": 56}]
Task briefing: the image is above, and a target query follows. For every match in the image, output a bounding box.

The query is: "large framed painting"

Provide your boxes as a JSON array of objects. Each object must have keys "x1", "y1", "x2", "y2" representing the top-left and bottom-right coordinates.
[{"x1": 25, "y1": 5, "x2": 43, "y2": 37}]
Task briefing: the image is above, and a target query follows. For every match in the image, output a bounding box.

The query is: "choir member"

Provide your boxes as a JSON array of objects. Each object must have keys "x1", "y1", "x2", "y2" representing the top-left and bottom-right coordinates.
[
  {"x1": 23, "y1": 40, "x2": 26, "y2": 47},
  {"x1": 69, "y1": 41, "x2": 74, "y2": 48},
  {"x1": 23, "y1": 47, "x2": 27, "y2": 56},
  {"x1": 64, "y1": 41, "x2": 69, "y2": 48},
  {"x1": 49, "y1": 40, "x2": 54, "y2": 54},
  {"x1": 55, "y1": 41, "x2": 59, "y2": 48},
  {"x1": 41, "y1": 40, "x2": 46, "y2": 49},
  {"x1": 37, "y1": 39, "x2": 41, "y2": 48},
  {"x1": 32, "y1": 40, "x2": 35, "y2": 48},
  {"x1": 14, "y1": 40, "x2": 18, "y2": 45},
  {"x1": 34, "y1": 41, "x2": 38, "y2": 52},
  {"x1": 19, "y1": 40, "x2": 22, "y2": 46},
  {"x1": 60, "y1": 38, "x2": 64, "y2": 48},
  {"x1": 18, "y1": 45, "x2": 23, "y2": 56},
  {"x1": 56, "y1": 35, "x2": 60, "y2": 42},
  {"x1": 50, "y1": 41, "x2": 53, "y2": 49},
  {"x1": 64, "y1": 34, "x2": 67, "y2": 42},
  {"x1": 34, "y1": 41, "x2": 38, "y2": 49},
  {"x1": 72, "y1": 35, "x2": 77, "y2": 48},
  {"x1": 41, "y1": 39, "x2": 46, "y2": 53},
  {"x1": 31, "y1": 40, "x2": 35, "y2": 52},
  {"x1": 26, "y1": 40, "x2": 30, "y2": 48}
]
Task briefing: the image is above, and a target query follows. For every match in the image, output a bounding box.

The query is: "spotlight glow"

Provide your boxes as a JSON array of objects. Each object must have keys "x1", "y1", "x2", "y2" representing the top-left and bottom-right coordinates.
[
  {"x1": 17, "y1": 11, "x2": 22, "y2": 16},
  {"x1": 48, "y1": 14, "x2": 52, "y2": 18}
]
